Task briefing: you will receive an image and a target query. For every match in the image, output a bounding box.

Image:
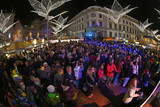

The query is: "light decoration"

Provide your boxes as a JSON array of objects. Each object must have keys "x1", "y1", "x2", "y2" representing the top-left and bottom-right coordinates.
[
  {"x1": 132, "y1": 19, "x2": 152, "y2": 33},
  {"x1": 51, "y1": 15, "x2": 72, "y2": 36},
  {"x1": 28, "y1": 0, "x2": 71, "y2": 44},
  {"x1": 0, "y1": 10, "x2": 18, "y2": 45},
  {"x1": 155, "y1": 8, "x2": 160, "y2": 19},
  {"x1": 37, "y1": 32, "x2": 40, "y2": 38},
  {"x1": 98, "y1": 0, "x2": 137, "y2": 41},
  {"x1": 33, "y1": 39, "x2": 37, "y2": 45},
  {"x1": 42, "y1": 38, "x2": 44, "y2": 43},
  {"x1": 154, "y1": 8, "x2": 160, "y2": 41}
]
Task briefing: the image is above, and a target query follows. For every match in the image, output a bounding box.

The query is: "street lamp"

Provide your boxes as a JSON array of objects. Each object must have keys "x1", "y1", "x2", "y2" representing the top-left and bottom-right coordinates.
[
  {"x1": 122, "y1": 31, "x2": 125, "y2": 39},
  {"x1": 70, "y1": 31, "x2": 72, "y2": 40}
]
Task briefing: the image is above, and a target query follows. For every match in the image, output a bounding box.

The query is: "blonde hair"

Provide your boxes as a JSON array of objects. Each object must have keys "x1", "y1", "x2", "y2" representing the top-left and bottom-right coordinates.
[
  {"x1": 66, "y1": 66, "x2": 72, "y2": 71},
  {"x1": 128, "y1": 78, "x2": 138, "y2": 88}
]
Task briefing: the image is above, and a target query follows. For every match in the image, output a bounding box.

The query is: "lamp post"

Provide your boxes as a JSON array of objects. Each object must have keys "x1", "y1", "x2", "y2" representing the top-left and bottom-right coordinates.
[{"x1": 70, "y1": 31, "x2": 72, "y2": 40}]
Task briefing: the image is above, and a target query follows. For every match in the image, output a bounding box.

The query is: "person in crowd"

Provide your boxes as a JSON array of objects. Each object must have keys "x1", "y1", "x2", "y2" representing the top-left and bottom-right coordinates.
[
  {"x1": 43, "y1": 62, "x2": 51, "y2": 75},
  {"x1": 123, "y1": 78, "x2": 142, "y2": 106},
  {"x1": 73, "y1": 61, "x2": 82, "y2": 88},
  {"x1": 54, "y1": 68, "x2": 64, "y2": 94},
  {"x1": 123, "y1": 61, "x2": 133, "y2": 87},
  {"x1": 113, "y1": 59, "x2": 123, "y2": 85},
  {"x1": 61, "y1": 81, "x2": 78, "y2": 107},
  {"x1": 4, "y1": 91, "x2": 19, "y2": 107},
  {"x1": 98, "y1": 64, "x2": 104, "y2": 84},
  {"x1": 142, "y1": 69, "x2": 150, "y2": 90},
  {"x1": 106, "y1": 59, "x2": 118, "y2": 87},
  {"x1": 18, "y1": 81, "x2": 35, "y2": 106},
  {"x1": 46, "y1": 85, "x2": 61, "y2": 106},
  {"x1": 132, "y1": 61, "x2": 139, "y2": 78},
  {"x1": 65, "y1": 66, "x2": 78, "y2": 88},
  {"x1": 86, "y1": 66, "x2": 97, "y2": 98}
]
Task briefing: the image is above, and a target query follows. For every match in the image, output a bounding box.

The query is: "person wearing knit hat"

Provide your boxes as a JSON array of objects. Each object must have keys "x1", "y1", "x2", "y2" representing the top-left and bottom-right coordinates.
[
  {"x1": 145, "y1": 69, "x2": 149, "y2": 74},
  {"x1": 47, "y1": 85, "x2": 55, "y2": 93},
  {"x1": 46, "y1": 85, "x2": 61, "y2": 106}
]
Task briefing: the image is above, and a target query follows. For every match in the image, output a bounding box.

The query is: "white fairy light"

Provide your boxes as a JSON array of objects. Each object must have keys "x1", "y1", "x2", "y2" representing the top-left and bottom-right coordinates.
[
  {"x1": 98, "y1": 0, "x2": 137, "y2": 41},
  {"x1": 132, "y1": 19, "x2": 152, "y2": 33}
]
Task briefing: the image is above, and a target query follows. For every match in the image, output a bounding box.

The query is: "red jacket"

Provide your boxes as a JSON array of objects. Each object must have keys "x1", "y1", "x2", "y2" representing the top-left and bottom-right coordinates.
[
  {"x1": 116, "y1": 62, "x2": 123, "y2": 74},
  {"x1": 98, "y1": 69, "x2": 104, "y2": 78},
  {"x1": 106, "y1": 63, "x2": 118, "y2": 77}
]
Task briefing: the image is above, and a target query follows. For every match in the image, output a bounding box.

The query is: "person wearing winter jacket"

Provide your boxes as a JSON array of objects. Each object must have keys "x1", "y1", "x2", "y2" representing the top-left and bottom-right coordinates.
[
  {"x1": 106, "y1": 59, "x2": 118, "y2": 86},
  {"x1": 98, "y1": 64, "x2": 104, "y2": 84},
  {"x1": 122, "y1": 61, "x2": 133, "y2": 87}
]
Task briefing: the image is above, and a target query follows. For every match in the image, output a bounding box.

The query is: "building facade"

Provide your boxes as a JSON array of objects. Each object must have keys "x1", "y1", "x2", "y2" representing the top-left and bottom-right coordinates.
[{"x1": 67, "y1": 6, "x2": 141, "y2": 40}]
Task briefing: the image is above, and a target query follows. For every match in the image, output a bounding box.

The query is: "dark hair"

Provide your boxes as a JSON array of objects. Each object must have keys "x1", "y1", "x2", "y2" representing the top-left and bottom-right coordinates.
[
  {"x1": 62, "y1": 81, "x2": 70, "y2": 86},
  {"x1": 133, "y1": 61, "x2": 137, "y2": 65}
]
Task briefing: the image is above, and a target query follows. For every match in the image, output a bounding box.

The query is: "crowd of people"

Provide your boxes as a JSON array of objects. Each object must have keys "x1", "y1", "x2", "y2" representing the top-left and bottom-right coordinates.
[{"x1": 0, "y1": 40, "x2": 160, "y2": 107}]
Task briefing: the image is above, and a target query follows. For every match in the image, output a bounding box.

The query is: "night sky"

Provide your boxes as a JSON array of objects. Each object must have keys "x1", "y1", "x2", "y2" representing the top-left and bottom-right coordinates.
[{"x1": 1, "y1": 0, "x2": 160, "y2": 30}]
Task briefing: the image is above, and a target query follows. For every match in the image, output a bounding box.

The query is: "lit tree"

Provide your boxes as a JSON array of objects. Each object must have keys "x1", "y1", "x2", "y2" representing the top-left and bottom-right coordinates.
[
  {"x1": 98, "y1": 0, "x2": 137, "y2": 41},
  {"x1": 28, "y1": 0, "x2": 71, "y2": 44},
  {"x1": 0, "y1": 10, "x2": 18, "y2": 45}
]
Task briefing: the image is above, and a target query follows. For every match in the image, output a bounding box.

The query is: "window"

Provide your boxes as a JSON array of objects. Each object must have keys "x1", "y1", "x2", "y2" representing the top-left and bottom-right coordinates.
[
  {"x1": 123, "y1": 26, "x2": 125, "y2": 31},
  {"x1": 115, "y1": 33, "x2": 117, "y2": 37},
  {"x1": 82, "y1": 24, "x2": 83, "y2": 29},
  {"x1": 99, "y1": 22, "x2": 102, "y2": 27},
  {"x1": 91, "y1": 13, "x2": 96, "y2": 17},
  {"x1": 127, "y1": 27, "x2": 128, "y2": 32},
  {"x1": 123, "y1": 20, "x2": 125, "y2": 23},
  {"x1": 87, "y1": 22, "x2": 89, "y2": 27},
  {"x1": 109, "y1": 23, "x2": 112, "y2": 29},
  {"x1": 126, "y1": 21, "x2": 128, "y2": 24},
  {"x1": 87, "y1": 15, "x2": 89, "y2": 19},
  {"x1": 99, "y1": 14, "x2": 102, "y2": 18},
  {"x1": 92, "y1": 21, "x2": 96, "y2": 27},
  {"x1": 109, "y1": 32, "x2": 112, "y2": 37},
  {"x1": 123, "y1": 34, "x2": 125, "y2": 38},
  {"x1": 127, "y1": 34, "x2": 129, "y2": 38},
  {"x1": 82, "y1": 18, "x2": 83, "y2": 21},
  {"x1": 115, "y1": 24, "x2": 117, "y2": 29}
]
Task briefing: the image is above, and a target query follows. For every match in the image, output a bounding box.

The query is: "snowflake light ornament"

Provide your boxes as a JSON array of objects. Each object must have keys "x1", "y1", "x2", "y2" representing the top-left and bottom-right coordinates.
[
  {"x1": 99, "y1": 0, "x2": 137, "y2": 24},
  {"x1": 0, "y1": 10, "x2": 18, "y2": 34},
  {"x1": 51, "y1": 15, "x2": 72, "y2": 35},
  {"x1": 132, "y1": 19, "x2": 152, "y2": 33},
  {"x1": 28, "y1": 0, "x2": 71, "y2": 21}
]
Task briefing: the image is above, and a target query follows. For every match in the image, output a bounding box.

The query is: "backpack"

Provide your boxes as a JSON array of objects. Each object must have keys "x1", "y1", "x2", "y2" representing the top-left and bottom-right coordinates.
[{"x1": 46, "y1": 92, "x2": 60, "y2": 106}]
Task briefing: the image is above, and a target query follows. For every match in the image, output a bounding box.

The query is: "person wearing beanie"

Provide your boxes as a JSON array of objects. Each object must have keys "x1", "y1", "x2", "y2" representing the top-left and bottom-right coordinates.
[{"x1": 46, "y1": 85, "x2": 61, "y2": 106}]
